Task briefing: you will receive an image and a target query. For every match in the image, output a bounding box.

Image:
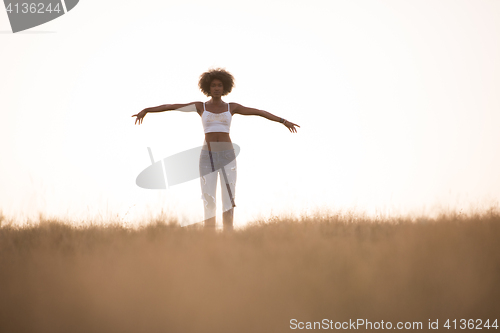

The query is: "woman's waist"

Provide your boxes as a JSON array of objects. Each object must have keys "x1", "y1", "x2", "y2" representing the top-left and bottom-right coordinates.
[
  {"x1": 200, "y1": 148, "x2": 236, "y2": 159},
  {"x1": 204, "y1": 132, "x2": 231, "y2": 139},
  {"x1": 202, "y1": 138, "x2": 233, "y2": 151},
  {"x1": 200, "y1": 148, "x2": 235, "y2": 155}
]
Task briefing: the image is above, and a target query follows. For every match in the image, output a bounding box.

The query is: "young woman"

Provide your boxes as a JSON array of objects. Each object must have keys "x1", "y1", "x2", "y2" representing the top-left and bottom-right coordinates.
[{"x1": 132, "y1": 68, "x2": 300, "y2": 231}]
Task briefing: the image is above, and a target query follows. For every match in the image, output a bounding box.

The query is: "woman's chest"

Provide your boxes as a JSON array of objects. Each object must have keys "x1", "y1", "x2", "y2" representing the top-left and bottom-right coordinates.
[{"x1": 203, "y1": 112, "x2": 231, "y2": 123}]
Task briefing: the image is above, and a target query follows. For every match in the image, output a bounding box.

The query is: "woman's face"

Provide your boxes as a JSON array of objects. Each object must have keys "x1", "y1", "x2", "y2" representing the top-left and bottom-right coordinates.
[{"x1": 209, "y1": 79, "x2": 224, "y2": 97}]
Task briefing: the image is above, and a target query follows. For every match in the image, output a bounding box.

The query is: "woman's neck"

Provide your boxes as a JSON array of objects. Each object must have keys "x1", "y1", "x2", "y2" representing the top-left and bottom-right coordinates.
[{"x1": 209, "y1": 97, "x2": 223, "y2": 105}]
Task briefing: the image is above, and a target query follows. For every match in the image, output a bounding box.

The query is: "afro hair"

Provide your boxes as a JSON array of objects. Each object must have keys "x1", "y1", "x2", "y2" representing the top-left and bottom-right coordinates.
[{"x1": 198, "y1": 68, "x2": 235, "y2": 97}]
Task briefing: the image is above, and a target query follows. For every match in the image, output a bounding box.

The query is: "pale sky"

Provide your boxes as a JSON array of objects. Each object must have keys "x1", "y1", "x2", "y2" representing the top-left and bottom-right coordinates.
[{"x1": 1, "y1": 0, "x2": 499, "y2": 227}]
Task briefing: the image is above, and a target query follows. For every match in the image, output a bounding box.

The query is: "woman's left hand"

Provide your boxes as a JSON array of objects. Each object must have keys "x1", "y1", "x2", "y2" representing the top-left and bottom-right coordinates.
[{"x1": 284, "y1": 120, "x2": 300, "y2": 133}]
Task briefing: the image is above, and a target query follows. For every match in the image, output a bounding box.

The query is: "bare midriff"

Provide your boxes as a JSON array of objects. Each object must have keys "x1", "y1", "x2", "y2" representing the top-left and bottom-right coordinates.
[{"x1": 202, "y1": 132, "x2": 233, "y2": 151}]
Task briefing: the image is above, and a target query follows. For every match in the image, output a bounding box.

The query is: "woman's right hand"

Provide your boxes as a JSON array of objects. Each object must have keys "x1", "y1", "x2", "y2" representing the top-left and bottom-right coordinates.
[{"x1": 132, "y1": 109, "x2": 148, "y2": 125}]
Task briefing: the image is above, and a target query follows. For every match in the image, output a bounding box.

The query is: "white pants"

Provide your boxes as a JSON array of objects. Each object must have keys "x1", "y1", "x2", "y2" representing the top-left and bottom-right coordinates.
[{"x1": 199, "y1": 149, "x2": 237, "y2": 220}]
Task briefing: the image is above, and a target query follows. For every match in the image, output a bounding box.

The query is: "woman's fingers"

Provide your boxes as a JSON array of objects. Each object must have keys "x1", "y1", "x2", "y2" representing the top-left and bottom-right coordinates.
[
  {"x1": 285, "y1": 122, "x2": 299, "y2": 133},
  {"x1": 132, "y1": 111, "x2": 146, "y2": 125}
]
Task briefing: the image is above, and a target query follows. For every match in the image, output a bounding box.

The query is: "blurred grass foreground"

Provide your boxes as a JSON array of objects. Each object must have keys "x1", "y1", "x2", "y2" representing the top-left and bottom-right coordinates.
[{"x1": 1, "y1": 209, "x2": 499, "y2": 333}]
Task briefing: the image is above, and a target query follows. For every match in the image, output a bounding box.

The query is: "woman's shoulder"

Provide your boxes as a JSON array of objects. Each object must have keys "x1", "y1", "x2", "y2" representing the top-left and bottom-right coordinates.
[
  {"x1": 228, "y1": 102, "x2": 242, "y2": 115},
  {"x1": 189, "y1": 101, "x2": 203, "y2": 115},
  {"x1": 228, "y1": 102, "x2": 236, "y2": 116}
]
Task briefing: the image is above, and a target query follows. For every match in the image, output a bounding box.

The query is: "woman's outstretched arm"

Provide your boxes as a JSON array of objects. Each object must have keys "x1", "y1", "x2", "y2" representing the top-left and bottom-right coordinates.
[
  {"x1": 132, "y1": 102, "x2": 201, "y2": 125},
  {"x1": 232, "y1": 103, "x2": 300, "y2": 133}
]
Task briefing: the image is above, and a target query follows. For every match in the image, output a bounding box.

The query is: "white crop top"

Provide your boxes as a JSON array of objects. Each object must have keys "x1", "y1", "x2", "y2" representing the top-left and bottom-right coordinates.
[{"x1": 201, "y1": 102, "x2": 232, "y2": 133}]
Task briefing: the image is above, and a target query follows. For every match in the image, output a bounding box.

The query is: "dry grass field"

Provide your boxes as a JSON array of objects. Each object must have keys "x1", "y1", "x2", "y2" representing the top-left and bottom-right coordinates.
[{"x1": 0, "y1": 209, "x2": 499, "y2": 333}]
